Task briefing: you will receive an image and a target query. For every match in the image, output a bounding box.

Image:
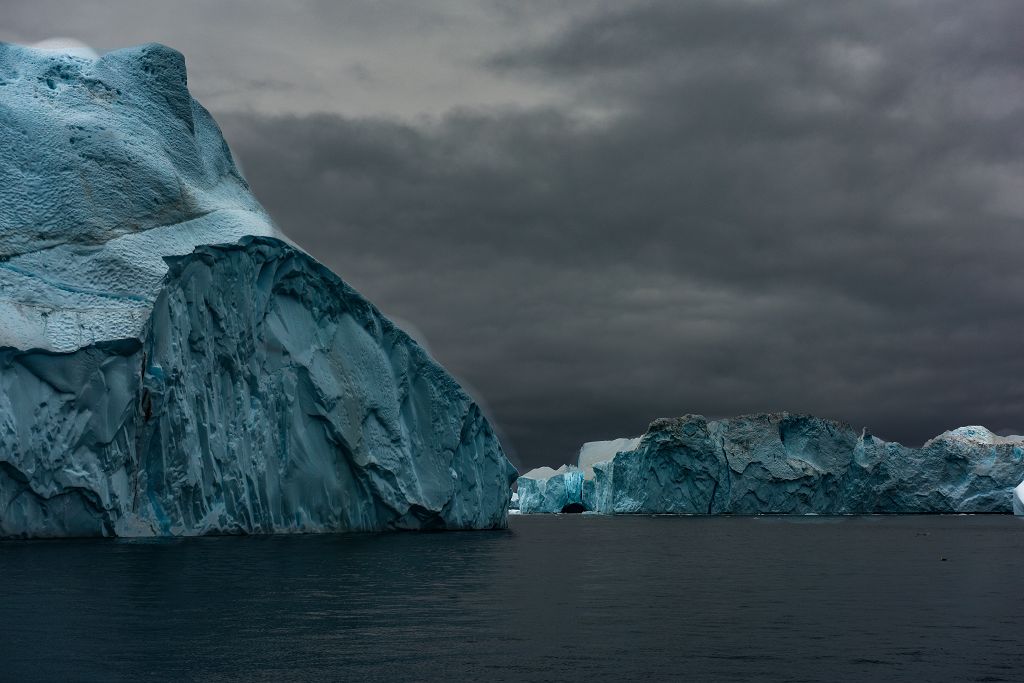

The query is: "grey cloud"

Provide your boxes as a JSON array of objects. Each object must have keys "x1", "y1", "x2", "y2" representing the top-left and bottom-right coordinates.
[
  {"x1": 0, "y1": 0, "x2": 566, "y2": 117},
  {"x1": 222, "y1": 32, "x2": 1024, "y2": 467},
  {"x1": 6, "y1": 0, "x2": 1024, "y2": 469}
]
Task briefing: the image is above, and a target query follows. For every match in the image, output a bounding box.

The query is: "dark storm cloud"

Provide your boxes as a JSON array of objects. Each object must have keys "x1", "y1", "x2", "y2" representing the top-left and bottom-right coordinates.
[
  {"x1": 0, "y1": 0, "x2": 569, "y2": 117},
  {"x1": 8, "y1": 0, "x2": 1024, "y2": 469},
  {"x1": 221, "y1": 0, "x2": 1024, "y2": 469}
]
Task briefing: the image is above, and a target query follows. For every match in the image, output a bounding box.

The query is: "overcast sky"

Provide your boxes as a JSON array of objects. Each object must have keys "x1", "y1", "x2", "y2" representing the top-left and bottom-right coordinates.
[{"x1": 5, "y1": 0, "x2": 1024, "y2": 469}]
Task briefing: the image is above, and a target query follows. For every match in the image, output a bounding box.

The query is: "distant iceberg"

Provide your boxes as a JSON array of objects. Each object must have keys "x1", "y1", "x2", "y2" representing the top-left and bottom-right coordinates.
[
  {"x1": 0, "y1": 42, "x2": 516, "y2": 537},
  {"x1": 517, "y1": 414, "x2": 1024, "y2": 514},
  {"x1": 517, "y1": 437, "x2": 640, "y2": 513},
  {"x1": 577, "y1": 437, "x2": 641, "y2": 479},
  {"x1": 1014, "y1": 482, "x2": 1024, "y2": 516}
]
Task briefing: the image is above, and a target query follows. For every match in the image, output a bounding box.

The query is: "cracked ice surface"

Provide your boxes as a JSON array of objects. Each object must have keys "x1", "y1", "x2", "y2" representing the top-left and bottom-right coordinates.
[
  {"x1": 516, "y1": 438, "x2": 639, "y2": 513},
  {"x1": 0, "y1": 42, "x2": 278, "y2": 352},
  {"x1": 517, "y1": 417, "x2": 1024, "y2": 515},
  {"x1": 517, "y1": 466, "x2": 586, "y2": 514},
  {"x1": 0, "y1": 43, "x2": 516, "y2": 537},
  {"x1": 592, "y1": 415, "x2": 1024, "y2": 514}
]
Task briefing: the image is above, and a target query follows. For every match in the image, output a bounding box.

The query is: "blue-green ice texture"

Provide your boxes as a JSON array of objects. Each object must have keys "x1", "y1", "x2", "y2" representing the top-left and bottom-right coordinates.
[
  {"x1": 517, "y1": 437, "x2": 641, "y2": 513},
  {"x1": 518, "y1": 415, "x2": 1024, "y2": 514},
  {"x1": 517, "y1": 466, "x2": 586, "y2": 514},
  {"x1": 0, "y1": 43, "x2": 516, "y2": 537}
]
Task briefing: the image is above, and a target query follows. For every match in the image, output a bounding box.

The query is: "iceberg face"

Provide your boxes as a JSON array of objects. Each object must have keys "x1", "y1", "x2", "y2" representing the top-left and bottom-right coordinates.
[
  {"x1": 589, "y1": 414, "x2": 1024, "y2": 514},
  {"x1": 515, "y1": 436, "x2": 640, "y2": 513},
  {"x1": 517, "y1": 466, "x2": 586, "y2": 513},
  {"x1": 519, "y1": 415, "x2": 1024, "y2": 515},
  {"x1": 0, "y1": 43, "x2": 516, "y2": 537}
]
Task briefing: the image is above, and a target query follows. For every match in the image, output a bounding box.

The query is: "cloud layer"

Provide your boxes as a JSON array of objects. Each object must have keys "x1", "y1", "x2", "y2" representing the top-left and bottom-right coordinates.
[{"x1": 6, "y1": 1, "x2": 1024, "y2": 468}]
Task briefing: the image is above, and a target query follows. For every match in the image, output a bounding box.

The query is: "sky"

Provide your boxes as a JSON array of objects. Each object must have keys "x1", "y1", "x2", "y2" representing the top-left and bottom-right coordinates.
[{"x1": 4, "y1": 0, "x2": 1024, "y2": 470}]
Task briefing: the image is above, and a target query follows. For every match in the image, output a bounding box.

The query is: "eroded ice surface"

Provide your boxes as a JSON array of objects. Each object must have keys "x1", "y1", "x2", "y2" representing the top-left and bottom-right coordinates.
[
  {"x1": 517, "y1": 437, "x2": 640, "y2": 513},
  {"x1": 518, "y1": 415, "x2": 1024, "y2": 515},
  {"x1": 517, "y1": 467, "x2": 586, "y2": 514},
  {"x1": 0, "y1": 42, "x2": 281, "y2": 352},
  {"x1": 0, "y1": 43, "x2": 516, "y2": 537}
]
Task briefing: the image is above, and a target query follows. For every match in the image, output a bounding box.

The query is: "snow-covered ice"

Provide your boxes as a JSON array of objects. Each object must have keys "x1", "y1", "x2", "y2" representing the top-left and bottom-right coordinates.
[
  {"x1": 576, "y1": 437, "x2": 641, "y2": 479},
  {"x1": 1014, "y1": 481, "x2": 1024, "y2": 516}
]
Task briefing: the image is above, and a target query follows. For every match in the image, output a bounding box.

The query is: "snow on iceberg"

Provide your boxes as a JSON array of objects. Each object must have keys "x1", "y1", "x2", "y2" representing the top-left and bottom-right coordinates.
[
  {"x1": 517, "y1": 437, "x2": 639, "y2": 513},
  {"x1": 0, "y1": 42, "x2": 516, "y2": 537},
  {"x1": 576, "y1": 437, "x2": 641, "y2": 479},
  {"x1": 517, "y1": 465, "x2": 587, "y2": 513},
  {"x1": 522, "y1": 415, "x2": 1024, "y2": 515}
]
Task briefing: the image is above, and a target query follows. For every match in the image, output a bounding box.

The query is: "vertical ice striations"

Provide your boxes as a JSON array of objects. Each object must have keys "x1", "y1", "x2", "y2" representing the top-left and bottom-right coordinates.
[
  {"x1": 516, "y1": 415, "x2": 1024, "y2": 514},
  {"x1": 0, "y1": 43, "x2": 516, "y2": 537},
  {"x1": 134, "y1": 237, "x2": 515, "y2": 534},
  {"x1": 592, "y1": 415, "x2": 1024, "y2": 514},
  {"x1": 516, "y1": 466, "x2": 586, "y2": 513},
  {"x1": 516, "y1": 437, "x2": 640, "y2": 513}
]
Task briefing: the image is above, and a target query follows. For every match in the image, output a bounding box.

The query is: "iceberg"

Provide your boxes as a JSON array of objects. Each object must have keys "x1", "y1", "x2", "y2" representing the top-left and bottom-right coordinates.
[
  {"x1": 1014, "y1": 482, "x2": 1024, "y2": 516},
  {"x1": 0, "y1": 42, "x2": 516, "y2": 537},
  {"x1": 516, "y1": 466, "x2": 587, "y2": 513},
  {"x1": 521, "y1": 414, "x2": 1024, "y2": 515},
  {"x1": 517, "y1": 437, "x2": 639, "y2": 513}
]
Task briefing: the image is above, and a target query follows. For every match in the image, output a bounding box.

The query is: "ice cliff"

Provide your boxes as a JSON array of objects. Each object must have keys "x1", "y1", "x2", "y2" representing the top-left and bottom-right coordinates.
[
  {"x1": 517, "y1": 437, "x2": 640, "y2": 513},
  {"x1": 518, "y1": 414, "x2": 1024, "y2": 514},
  {"x1": 0, "y1": 42, "x2": 516, "y2": 537},
  {"x1": 517, "y1": 466, "x2": 586, "y2": 514}
]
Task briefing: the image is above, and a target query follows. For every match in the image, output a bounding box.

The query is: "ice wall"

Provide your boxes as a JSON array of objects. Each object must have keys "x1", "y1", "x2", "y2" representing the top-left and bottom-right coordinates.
[
  {"x1": 591, "y1": 414, "x2": 1024, "y2": 514},
  {"x1": 0, "y1": 43, "x2": 516, "y2": 537},
  {"x1": 516, "y1": 415, "x2": 1024, "y2": 515},
  {"x1": 517, "y1": 466, "x2": 586, "y2": 513}
]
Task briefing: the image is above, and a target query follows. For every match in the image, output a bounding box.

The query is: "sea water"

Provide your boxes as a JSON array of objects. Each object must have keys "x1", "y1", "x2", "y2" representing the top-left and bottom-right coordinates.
[{"x1": 1, "y1": 515, "x2": 1022, "y2": 682}]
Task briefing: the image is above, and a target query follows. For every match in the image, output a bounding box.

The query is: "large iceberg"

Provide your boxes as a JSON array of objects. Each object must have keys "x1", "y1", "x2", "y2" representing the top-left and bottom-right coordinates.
[
  {"x1": 0, "y1": 42, "x2": 516, "y2": 537},
  {"x1": 518, "y1": 414, "x2": 1024, "y2": 514}
]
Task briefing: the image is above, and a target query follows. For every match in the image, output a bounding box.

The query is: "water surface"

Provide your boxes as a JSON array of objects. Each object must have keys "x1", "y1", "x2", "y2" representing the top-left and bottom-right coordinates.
[{"x1": 1, "y1": 515, "x2": 1022, "y2": 681}]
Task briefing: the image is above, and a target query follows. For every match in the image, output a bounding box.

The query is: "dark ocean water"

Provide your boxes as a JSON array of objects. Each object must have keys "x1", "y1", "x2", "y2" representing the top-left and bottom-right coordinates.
[{"x1": 1, "y1": 515, "x2": 1022, "y2": 682}]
